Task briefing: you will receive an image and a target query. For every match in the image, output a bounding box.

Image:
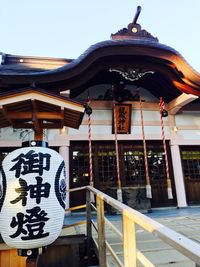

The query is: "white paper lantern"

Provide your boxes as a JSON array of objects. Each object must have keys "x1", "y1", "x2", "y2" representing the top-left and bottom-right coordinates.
[{"x1": 0, "y1": 146, "x2": 66, "y2": 249}]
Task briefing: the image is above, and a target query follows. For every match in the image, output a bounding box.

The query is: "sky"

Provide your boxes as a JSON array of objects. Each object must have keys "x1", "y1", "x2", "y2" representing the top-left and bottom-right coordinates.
[{"x1": 1, "y1": 0, "x2": 200, "y2": 72}]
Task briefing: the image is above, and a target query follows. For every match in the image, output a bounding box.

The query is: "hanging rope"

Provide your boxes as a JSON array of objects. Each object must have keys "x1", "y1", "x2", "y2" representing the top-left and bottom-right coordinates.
[
  {"x1": 113, "y1": 97, "x2": 123, "y2": 202},
  {"x1": 139, "y1": 94, "x2": 152, "y2": 198},
  {"x1": 159, "y1": 97, "x2": 173, "y2": 199},
  {"x1": 85, "y1": 101, "x2": 95, "y2": 202}
]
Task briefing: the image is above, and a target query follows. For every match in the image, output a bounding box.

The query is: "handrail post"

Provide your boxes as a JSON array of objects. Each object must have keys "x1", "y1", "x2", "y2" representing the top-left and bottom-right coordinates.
[
  {"x1": 86, "y1": 189, "x2": 92, "y2": 263},
  {"x1": 97, "y1": 195, "x2": 106, "y2": 267},
  {"x1": 123, "y1": 211, "x2": 137, "y2": 267}
]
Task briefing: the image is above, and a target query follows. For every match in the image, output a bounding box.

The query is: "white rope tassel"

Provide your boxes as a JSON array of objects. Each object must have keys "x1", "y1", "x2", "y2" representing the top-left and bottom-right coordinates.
[
  {"x1": 117, "y1": 188, "x2": 123, "y2": 203},
  {"x1": 167, "y1": 179, "x2": 173, "y2": 199},
  {"x1": 146, "y1": 184, "x2": 152, "y2": 199},
  {"x1": 89, "y1": 181, "x2": 95, "y2": 203},
  {"x1": 167, "y1": 187, "x2": 173, "y2": 199}
]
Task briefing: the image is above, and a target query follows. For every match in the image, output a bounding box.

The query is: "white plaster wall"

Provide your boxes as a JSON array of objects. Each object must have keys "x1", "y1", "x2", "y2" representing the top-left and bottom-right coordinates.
[
  {"x1": 67, "y1": 109, "x2": 169, "y2": 138},
  {"x1": 0, "y1": 107, "x2": 199, "y2": 144},
  {"x1": 175, "y1": 112, "x2": 200, "y2": 140},
  {"x1": 132, "y1": 110, "x2": 161, "y2": 121},
  {"x1": 69, "y1": 125, "x2": 112, "y2": 135},
  {"x1": 88, "y1": 109, "x2": 167, "y2": 125},
  {"x1": 89, "y1": 109, "x2": 112, "y2": 120},
  {"x1": 0, "y1": 128, "x2": 34, "y2": 141},
  {"x1": 175, "y1": 112, "x2": 200, "y2": 126},
  {"x1": 130, "y1": 126, "x2": 167, "y2": 136},
  {"x1": 177, "y1": 131, "x2": 200, "y2": 140}
]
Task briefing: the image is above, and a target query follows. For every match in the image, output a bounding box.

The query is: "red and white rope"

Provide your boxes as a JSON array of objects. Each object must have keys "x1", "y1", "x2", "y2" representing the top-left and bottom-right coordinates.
[
  {"x1": 139, "y1": 96, "x2": 152, "y2": 198},
  {"x1": 139, "y1": 97, "x2": 149, "y2": 180},
  {"x1": 159, "y1": 98, "x2": 169, "y2": 179},
  {"x1": 87, "y1": 101, "x2": 95, "y2": 203},
  {"x1": 113, "y1": 102, "x2": 121, "y2": 191},
  {"x1": 88, "y1": 113, "x2": 93, "y2": 187},
  {"x1": 159, "y1": 97, "x2": 173, "y2": 199}
]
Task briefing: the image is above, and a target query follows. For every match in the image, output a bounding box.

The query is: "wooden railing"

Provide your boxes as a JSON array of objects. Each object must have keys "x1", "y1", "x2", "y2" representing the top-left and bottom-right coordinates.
[{"x1": 68, "y1": 186, "x2": 200, "y2": 267}]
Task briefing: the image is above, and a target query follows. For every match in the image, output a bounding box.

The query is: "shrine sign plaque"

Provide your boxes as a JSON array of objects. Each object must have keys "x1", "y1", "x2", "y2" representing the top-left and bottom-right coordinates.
[{"x1": 112, "y1": 104, "x2": 132, "y2": 134}]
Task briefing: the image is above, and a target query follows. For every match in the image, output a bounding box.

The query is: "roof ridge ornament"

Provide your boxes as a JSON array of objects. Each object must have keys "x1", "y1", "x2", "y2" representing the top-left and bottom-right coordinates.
[
  {"x1": 111, "y1": 6, "x2": 159, "y2": 42},
  {"x1": 132, "y1": 5, "x2": 142, "y2": 24}
]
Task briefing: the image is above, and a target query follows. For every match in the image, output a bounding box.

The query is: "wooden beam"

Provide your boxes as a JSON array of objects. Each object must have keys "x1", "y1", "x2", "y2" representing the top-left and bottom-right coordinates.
[
  {"x1": 0, "y1": 105, "x2": 15, "y2": 126},
  {"x1": 13, "y1": 123, "x2": 33, "y2": 129},
  {"x1": 42, "y1": 122, "x2": 61, "y2": 129},
  {"x1": 34, "y1": 131, "x2": 43, "y2": 141},
  {"x1": 31, "y1": 99, "x2": 42, "y2": 134},
  {"x1": 14, "y1": 122, "x2": 62, "y2": 129},
  {"x1": 0, "y1": 91, "x2": 85, "y2": 113},
  {"x1": 167, "y1": 93, "x2": 199, "y2": 114},
  {"x1": 60, "y1": 107, "x2": 64, "y2": 129},
  {"x1": 6, "y1": 111, "x2": 64, "y2": 120},
  {"x1": 7, "y1": 112, "x2": 32, "y2": 119},
  {"x1": 173, "y1": 81, "x2": 200, "y2": 96},
  {"x1": 32, "y1": 99, "x2": 43, "y2": 141},
  {"x1": 96, "y1": 195, "x2": 106, "y2": 266}
]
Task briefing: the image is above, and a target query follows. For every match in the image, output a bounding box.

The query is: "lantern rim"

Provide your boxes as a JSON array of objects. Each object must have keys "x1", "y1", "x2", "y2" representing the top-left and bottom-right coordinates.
[{"x1": 22, "y1": 140, "x2": 48, "y2": 148}]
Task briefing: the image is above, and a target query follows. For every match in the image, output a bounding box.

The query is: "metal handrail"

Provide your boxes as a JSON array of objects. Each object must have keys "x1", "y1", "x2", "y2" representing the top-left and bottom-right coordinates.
[{"x1": 85, "y1": 186, "x2": 200, "y2": 267}]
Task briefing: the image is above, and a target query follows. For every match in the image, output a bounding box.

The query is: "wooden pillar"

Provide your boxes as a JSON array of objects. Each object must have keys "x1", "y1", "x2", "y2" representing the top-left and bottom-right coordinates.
[
  {"x1": 26, "y1": 256, "x2": 38, "y2": 267},
  {"x1": 86, "y1": 189, "x2": 93, "y2": 264},
  {"x1": 34, "y1": 130, "x2": 43, "y2": 141},
  {"x1": 170, "y1": 144, "x2": 187, "y2": 207},
  {"x1": 96, "y1": 195, "x2": 106, "y2": 267},
  {"x1": 123, "y1": 211, "x2": 137, "y2": 267}
]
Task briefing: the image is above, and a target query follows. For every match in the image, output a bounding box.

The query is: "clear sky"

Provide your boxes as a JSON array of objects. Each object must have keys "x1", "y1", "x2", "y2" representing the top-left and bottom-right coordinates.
[{"x1": 1, "y1": 0, "x2": 200, "y2": 72}]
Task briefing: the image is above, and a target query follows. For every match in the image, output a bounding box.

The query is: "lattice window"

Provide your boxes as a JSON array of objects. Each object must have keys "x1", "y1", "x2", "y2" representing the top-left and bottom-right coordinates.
[
  {"x1": 71, "y1": 147, "x2": 90, "y2": 187},
  {"x1": 181, "y1": 150, "x2": 200, "y2": 180},
  {"x1": 123, "y1": 144, "x2": 167, "y2": 186},
  {"x1": 96, "y1": 145, "x2": 117, "y2": 185},
  {"x1": 147, "y1": 150, "x2": 166, "y2": 180},
  {"x1": 70, "y1": 141, "x2": 171, "y2": 188},
  {"x1": 124, "y1": 150, "x2": 145, "y2": 184}
]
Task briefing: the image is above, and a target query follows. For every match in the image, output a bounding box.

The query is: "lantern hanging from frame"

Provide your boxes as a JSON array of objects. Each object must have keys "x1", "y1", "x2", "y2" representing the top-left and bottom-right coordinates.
[{"x1": 0, "y1": 145, "x2": 66, "y2": 249}]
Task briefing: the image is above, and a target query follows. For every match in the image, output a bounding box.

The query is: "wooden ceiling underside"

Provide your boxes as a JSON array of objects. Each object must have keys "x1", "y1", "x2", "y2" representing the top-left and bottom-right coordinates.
[{"x1": 0, "y1": 90, "x2": 85, "y2": 132}]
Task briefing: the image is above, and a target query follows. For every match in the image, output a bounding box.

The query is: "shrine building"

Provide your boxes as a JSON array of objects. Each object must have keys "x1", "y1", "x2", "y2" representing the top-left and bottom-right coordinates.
[{"x1": 0, "y1": 6, "x2": 200, "y2": 210}]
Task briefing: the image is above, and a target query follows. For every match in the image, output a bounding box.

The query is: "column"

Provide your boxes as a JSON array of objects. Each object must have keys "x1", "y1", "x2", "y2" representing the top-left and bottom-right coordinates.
[
  {"x1": 59, "y1": 145, "x2": 70, "y2": 213},
  {"x1": 170, "y1": 144, "x2": 187, "y2": 207}
]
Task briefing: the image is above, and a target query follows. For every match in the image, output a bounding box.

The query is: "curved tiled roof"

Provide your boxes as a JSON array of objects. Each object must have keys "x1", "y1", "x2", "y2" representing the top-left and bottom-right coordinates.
[
  {"x1": 0, "y1": 5, "x2": 199, "y2": 101},
  {"x1": 0, "y1": 39, "x2": 199, "y2": 98}
]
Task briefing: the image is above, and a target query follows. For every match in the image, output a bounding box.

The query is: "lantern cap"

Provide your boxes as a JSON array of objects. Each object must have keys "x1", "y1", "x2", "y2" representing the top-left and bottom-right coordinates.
[
  {"x1": 22, "y1": 140, "x2": 48, "y2": 147},
  {"x1": 18, "y1": 247, "x2": 46, "y2": 257}
]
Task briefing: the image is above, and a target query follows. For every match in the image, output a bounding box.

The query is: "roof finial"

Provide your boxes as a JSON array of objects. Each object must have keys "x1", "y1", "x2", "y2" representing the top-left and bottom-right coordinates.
[
  {"x1": 133, "y1": 6, "x2": 142, "y2": 24},
  {"x1": 111, "y1": 5, "x2": 158, "y2": 42}
]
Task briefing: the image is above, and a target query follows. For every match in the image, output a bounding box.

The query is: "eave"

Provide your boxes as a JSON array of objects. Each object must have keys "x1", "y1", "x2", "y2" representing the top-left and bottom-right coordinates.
[
  {"x1": 0, "y1": 88, "x2": 85, "y2": 130},
  {"x1": 0, "y1": 40, "x2": 199, "y2": 101}
]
